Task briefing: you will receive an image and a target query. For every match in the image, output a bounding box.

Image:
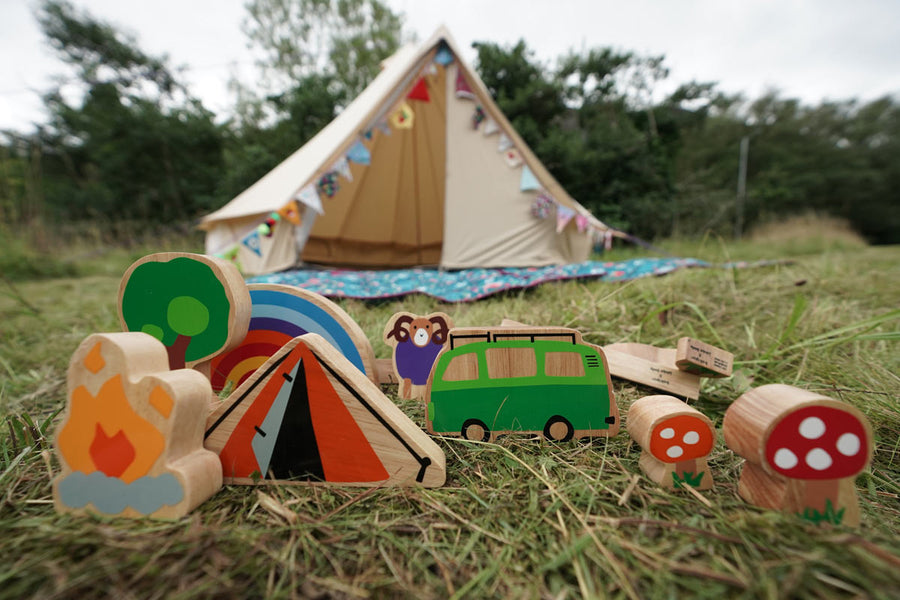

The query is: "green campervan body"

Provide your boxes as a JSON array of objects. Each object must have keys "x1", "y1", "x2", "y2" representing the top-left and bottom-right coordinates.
[{"x1": 426, "y1": 330, "x2": 617, "y2": 441}]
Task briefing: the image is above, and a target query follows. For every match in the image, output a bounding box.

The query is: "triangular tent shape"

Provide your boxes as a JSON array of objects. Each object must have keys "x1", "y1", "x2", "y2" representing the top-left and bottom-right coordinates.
[
  {"x1": 204, "y1": 334, "x2": 445, "y2": 487},
  {"x1": 199, "y1": 26, "x2": 613, "y2": 275}
]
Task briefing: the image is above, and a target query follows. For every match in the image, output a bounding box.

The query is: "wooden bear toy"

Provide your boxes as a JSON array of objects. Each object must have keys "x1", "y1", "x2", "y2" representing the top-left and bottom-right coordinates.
[
  {"x1": 627, "y1": 395, "x2": 716, "y2": 490},
  {"x1": 723, "y1": 384, "x2": 872, "y2": 526}
]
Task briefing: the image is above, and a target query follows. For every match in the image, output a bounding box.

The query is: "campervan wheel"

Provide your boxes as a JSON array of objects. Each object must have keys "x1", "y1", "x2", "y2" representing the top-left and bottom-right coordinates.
[
  {"x1": 543, "y1": 416, "x2": 574, "y2": 442},
  {"x1": 461, "y1": 419, "x2": 491, "y2": 442}
]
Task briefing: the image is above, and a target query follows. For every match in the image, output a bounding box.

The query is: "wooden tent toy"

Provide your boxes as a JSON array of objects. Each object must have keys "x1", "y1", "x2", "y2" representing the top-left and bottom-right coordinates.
[
  {"x1": 425, "y1": 326, "x2": 619, "y2": 442},
  {"x1": 627, "y1": 395, "x2": 716, "y2": 490},
  {"x1": 54, "y1": 333, "x2": 222, "y2": 518},
  {"x1": 205, "y1": 333, "x2": 446, "y2": 487},
  {"x1": 207, "y1": 283, "x2": 378, "y2": 395},
  {"x1": 723, "y1": 384, "x2": 873, "y2": 526},
  {"x1": 118, "y1": 252, "x2": 251, "y2": 372},
  {"x1": 383, "y1": 312, "x2": 453, "y2": 399},
  {"x1": 602, "y1": 337, "x2": 733, "y2": 400}
]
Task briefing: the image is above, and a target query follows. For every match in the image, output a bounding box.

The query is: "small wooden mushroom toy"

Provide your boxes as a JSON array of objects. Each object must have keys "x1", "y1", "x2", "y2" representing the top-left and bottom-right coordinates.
[
  {"x1": 723, "y1": 384, "x2": 873, "y2": 526},
  {"x1": 627, "y1": 395, "x2": 716, "y2": 490}
]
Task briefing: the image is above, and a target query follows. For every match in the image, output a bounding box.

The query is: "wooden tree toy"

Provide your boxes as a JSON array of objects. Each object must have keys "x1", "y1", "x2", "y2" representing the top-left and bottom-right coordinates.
[
  {"x1": 627, "y1": 395, "x2": 716, "y2": 490},
  {"x1": 426, "y1": 326, "x2": 619, "y2": 442},
  {"x1": 383, "y1": 312, "x2": 453, "y2": 400},
  {"x1": 723, "y1": 384, "x2": 873, "y2": 526},
  {"x1": 205, "y1": 333, "x2": 446, "y2": 487},
  {"x1": 118, "y1": 252, "x2": 251, "y2": 371},
  {"x1": 207, "y1": 283, "x2": 378, "y2": 394},
  {"x1": 54, "y1": 333, "x2": 223, "y2": 518}
]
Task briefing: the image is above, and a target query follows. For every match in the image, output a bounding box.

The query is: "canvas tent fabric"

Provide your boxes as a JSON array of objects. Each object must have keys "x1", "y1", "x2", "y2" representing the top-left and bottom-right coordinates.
[{"x1": 200, "y1": 27, "x2": 610, "y2": 275}]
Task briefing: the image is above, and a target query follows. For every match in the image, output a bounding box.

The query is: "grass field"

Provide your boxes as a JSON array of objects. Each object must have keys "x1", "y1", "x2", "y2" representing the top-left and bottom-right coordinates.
[{"x1": 1, "y1": 227, "x2": 899, "y2": 598}]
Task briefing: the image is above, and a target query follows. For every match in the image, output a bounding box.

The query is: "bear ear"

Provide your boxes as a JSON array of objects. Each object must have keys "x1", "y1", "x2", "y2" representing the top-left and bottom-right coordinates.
[{"x1": 386, "y1": 314, "x2": 414, "y2": 342}]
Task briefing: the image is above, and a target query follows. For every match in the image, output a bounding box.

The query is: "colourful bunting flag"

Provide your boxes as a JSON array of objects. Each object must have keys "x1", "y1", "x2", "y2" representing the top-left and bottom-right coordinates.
[
  {"x1": 407, "y1": 77, "x2": 430, "y2": 102},
  {"x1": 332, "y1": 156, "x2": 353, "y2": 182},
  {"x1": 575, "y1": 214, "x2": 589, "y2": 233},
  {"x1": 604, "y1": 230, "x2": 614, "y2": 251},
  {"x1": 243, "y1": 231, "x2": 263, "y2": 256},
  {"x1": 482, "y1": 119, "x2": 499, "y2": 136},
  {"x1": 556, "y1": 205, "x2": 575, "y2": 233},
  {"x1": 377, "y1": 119, "x2": 392, "y2": 135},
  {"x1": 296, "y1": 183, "x2": 323, "y2": 214},
  {"x1": 520, "y1": 165, "x2": 540, "y2": 191},
  {"x1": 497, "y1": 133, "x2": 513, "y2": 153},
  {"x1": 531, "y1": 195, "x2": 554, "y2": 219},
  {"x1": 434, "y1": 43, "x2": 453, "y2": 66},
  {"x1": 277, "y1": 199, "x2": 303, "y2": 225},
  {"x1": 390, "y1": 102, "x2": 414, "y2": 129},
  {"x1": 425, "y1": 63, "x2": 438, "y2": 76},
  {"x1": 504, "y1": 148, "x2": 522, "y2": 168},
  {"x1": 363, "y1": 129, "x2": 374, "y2": 140},
  {"x1": 455, "y1": 70, "x2": 476, "y2": 100},
  {"x1": 346, "y1": 140, "x2": 371, "y2": 165},
  {"x1": 472, "y1": 106, "x2": 486, "y2": 129},
  {"x1": 317, "y1": 172, "x2": 340, "y2": 198}
]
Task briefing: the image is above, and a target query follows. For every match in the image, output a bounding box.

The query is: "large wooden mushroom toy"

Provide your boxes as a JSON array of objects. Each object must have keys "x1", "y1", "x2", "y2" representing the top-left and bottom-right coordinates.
[
  {"x1": 723, "y1": 384, "x2": 873, "y2": 526},
  {"x1": 627, "y1": 395, "x2": 716, "y2": 490}
]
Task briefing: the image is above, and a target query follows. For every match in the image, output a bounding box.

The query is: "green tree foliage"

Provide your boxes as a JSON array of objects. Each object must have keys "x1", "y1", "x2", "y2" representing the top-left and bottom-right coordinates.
[{"x1": 26, "y1": 0, "x2": 224, "y2": 224}]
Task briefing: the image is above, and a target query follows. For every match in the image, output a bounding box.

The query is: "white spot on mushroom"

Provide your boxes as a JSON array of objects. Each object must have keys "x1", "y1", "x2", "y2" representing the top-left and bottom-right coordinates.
[
  {"x1": 666, "y1": 445, "x2": 684, "y2": 458},
  {"x1": 836, "y1": 433, "x2": 861, "y2": 457},
  {"x1": 683, "y1": 431, "x2": 700, "y2": 445},
  {"x1": 805, "y1": 448, "x2": 833, "y2": 471},
  {"x1": 798, "y1": 416, "x2": 826, "y2": 439},
  {"x1": 774, "y1": 448, "x2": 798, "y2": 470},
  {"x1": 660, "y1": 428, "x2": 675, "y2": 439}
]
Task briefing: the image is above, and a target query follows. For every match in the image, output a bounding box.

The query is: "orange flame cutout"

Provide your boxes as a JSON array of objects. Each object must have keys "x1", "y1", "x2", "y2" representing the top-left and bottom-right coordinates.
[{"x1": 89, "y1": 423, "x2": 136, "y2": 478}]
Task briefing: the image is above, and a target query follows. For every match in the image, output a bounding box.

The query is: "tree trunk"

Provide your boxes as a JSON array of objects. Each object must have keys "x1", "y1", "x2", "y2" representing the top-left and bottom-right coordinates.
[{"x1": 167, "y1": 334, "x2": 191, "y2": 370}]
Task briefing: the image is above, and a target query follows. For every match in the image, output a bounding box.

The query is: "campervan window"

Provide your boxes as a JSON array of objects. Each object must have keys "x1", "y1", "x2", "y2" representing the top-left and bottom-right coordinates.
[
  {"x1": 545, "y1": 352, "x2": 585, "y2": 377},
  {"x1": 486, "y1": 347, "x2": 537, "y2": 379},
  {"x1": 442, "y1": 352, "x2": 479, "y2": 381}
]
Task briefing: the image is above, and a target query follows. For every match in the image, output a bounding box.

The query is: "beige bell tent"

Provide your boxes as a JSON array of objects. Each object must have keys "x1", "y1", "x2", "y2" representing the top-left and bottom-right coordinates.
[{"x1": 200, "y1": 27, "x2": 612, "y2": 275}]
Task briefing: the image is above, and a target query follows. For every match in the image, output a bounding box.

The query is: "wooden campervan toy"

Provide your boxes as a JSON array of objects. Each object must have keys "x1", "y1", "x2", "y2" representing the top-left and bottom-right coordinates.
[
  {"x1": 383, "y1": 312, "x2": 453, "y2": 400},
  {"x1": 627, "y1": 395, "x2": 716, "y2": 490},
  {"x1": 425, "y1": 326, "x2": 619, "y2": 442},
  {"x1": 54, "y1": 333, "x2": 222, "y2": 518},
  {"x1": 723, "y1": 384, "x2": 872, "y2": 526},
  {"x1": 602, "y1": 337, "x2": 733, "y2": 400}
]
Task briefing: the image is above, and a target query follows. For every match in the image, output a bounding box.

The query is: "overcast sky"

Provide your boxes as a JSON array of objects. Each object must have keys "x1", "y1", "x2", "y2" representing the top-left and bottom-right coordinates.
[{"x1": 2, "y1": 0, "x2": 899, "y2": 132}]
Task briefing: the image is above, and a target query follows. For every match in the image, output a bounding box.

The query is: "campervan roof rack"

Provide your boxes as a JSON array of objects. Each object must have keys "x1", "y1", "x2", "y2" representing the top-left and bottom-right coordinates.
[{"x1": 449, "y1": 330, "x2": 577, "y2": 350}]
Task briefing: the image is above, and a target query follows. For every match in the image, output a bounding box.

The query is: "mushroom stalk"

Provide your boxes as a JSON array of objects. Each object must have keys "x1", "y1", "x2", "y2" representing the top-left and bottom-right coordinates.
[
  {"x1": 803, "y1": 479, "x2": 840, "y2": 514},
  {"x1": 674, "y1": 458, "x2": 697, "y2": 479}
]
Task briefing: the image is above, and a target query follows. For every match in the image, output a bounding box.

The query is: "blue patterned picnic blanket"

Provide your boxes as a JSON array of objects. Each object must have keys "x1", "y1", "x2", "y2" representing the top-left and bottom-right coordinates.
[{"x1": 245, "y1": 257, "x2": 752, "y2": 302}]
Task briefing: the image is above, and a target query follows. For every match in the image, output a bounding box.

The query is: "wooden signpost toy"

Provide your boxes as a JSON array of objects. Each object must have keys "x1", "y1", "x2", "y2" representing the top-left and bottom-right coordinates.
[
  {"x1": 118, "y1": 252, "x2": 251, "y2": 371},
  {"x1": 723, "y1": 384, "x2": 872, "y2": 526},
  {"x1": 54, "y1": 333, "x2": 222, "y2": 518},
  {"x1": 383, "y1": 312, "x2": 453, "y2": 400},
  {"x1": 627, "y1": 395, "x2": 716, "y2": 490},
  {"x1": 425, "y1": 326, "x2": 619, "y2": 442},
  {"x1": 602, "y1": 338, "x2": 733, "y2": 400},
  {"x1": 207, "y1": 284, "x2": 378, "y2": 395},
  {"x1": 205, "y1": 333, "x2": 446, "y2": 487}
]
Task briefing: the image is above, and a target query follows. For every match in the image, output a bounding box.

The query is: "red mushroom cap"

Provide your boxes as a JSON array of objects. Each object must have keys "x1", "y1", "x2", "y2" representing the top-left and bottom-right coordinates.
[
  {"x1": 765, "y1": 405, "x2": 869, "y2": 480},
  {"x1": 649, "y1": 414, "x2": 715, "y2": 464}
]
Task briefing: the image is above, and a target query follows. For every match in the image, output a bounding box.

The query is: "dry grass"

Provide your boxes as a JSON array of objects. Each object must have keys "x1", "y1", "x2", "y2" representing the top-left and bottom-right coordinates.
[{"x1": 1, "y1": 231, "x2": 899, "y2": 598}]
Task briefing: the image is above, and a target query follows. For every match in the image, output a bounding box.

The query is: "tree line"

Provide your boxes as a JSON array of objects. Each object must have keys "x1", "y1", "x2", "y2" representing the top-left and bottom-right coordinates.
[{"x1": 2, "y1": 0, "x2": 897, "y2": 245}]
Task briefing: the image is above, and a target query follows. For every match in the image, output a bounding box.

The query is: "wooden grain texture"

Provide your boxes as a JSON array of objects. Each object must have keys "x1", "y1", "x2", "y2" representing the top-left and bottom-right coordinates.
[
  {"x1": 205, "y1": 283, "x2": 378, "y2": 396},
  {"x1": 383, "y1": 312, "x2": 453, "y2": 400},
  {"x1": 205, "y1": 333, "x2": 445, "y2": 487},
  {"x1": 118, "y1": 252, "x2": 251, "y2": 371},
  {"x1": 602, "y1": 343, "x2": 701, "y2": 400},
  {"x1": 425, "y1": 326, "x2": 619, "y2": 441},
  {"x1": 54, "y1": 333, "x2": 222, "y2": 519},
  {"x1": 723, "y1": 384, "x2": 873, "y2": 526},
  {"x1": 627, "y1": 395, "x2": 715, "y2": 490},
  {"x1": 674, "y1": 337, "x2": 734, "y2": 377}
]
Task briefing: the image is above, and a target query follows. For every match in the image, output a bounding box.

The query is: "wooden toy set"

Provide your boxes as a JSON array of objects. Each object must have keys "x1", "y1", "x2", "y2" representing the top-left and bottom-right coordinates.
[{"x1": 52, "y1": 252, "x2": 873, "y2": 527}]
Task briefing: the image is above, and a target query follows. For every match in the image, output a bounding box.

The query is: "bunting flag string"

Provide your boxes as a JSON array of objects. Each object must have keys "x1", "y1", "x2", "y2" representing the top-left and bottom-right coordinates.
[
  {"x1": 242, "y1": 231, "x2": 263, "y2": 256},
  {"x1": 472, "y1": 106, "x2": 486, "y2": 129},
  {"x1": 504, "y1": 148, "x2": 522, "y2": 168},
  {"x1": 531, "y1": 194, "x2": 554, "y2": 219},
  {"x1": 317, "y1": 172, "x2": 340, "y2": 198},
  {"x1": 482, "y1": 119, "x2": 499, "y2": 136},
  {"x1": 575, "y1": 213, "x2": 589, "y2": 233},
  {"x1": 455, "y1": 70, "x2": 476, "y2": 99},
  {"x1": 407, "y1": 77, "x2": 430, "y2": 102},
  {"x1": 497, "y1": 133, "x2": 513, "y2": 153},
  {"x1": 556, "y1": 205, "x2": 575, "y2": 233},
  {"x1": 434, "y1": 43, "x2": 454, "y2": 66},
  {"x1": 519, "y1": 165, "x2": 540, "y2": 191},
  {"x1": 377, "y1": 119, "x2": 392, "y2": 135},
  {"x1": 296, "y1": 183, "x2": 323, "y2": 214},
  {"x1": 346, "y1": 140, "x2": 371, "y2": 166},
  {"x1": 278, "y1": 200, "x2": 303, "y2": 225},
  {"x1": 390, "y1": 102, "x2": 414, "y2": 129},
  {"x1": 332, "y1": 156, "x2": 353, "y2": 182}
]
